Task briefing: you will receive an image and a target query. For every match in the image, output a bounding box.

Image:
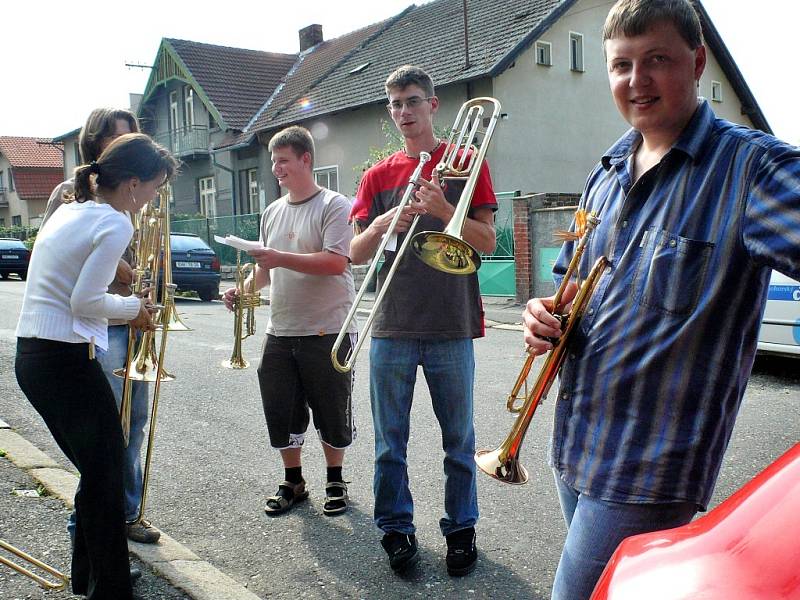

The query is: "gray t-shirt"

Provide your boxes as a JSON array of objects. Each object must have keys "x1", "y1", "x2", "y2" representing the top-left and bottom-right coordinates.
[{"x1": 260, "y1": 188, "x2": 357, "y2": 336}]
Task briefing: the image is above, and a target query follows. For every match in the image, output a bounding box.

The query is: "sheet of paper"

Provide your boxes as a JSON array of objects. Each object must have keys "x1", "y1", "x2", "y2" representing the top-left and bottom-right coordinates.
[
  {"x1": 73, "y1": 317, "x2": 108, "y2": 351},
  {"x1": 213, "y1": 234, "x2": 264, "y2": 252},
  {"x1": 384, "y1": 232, "x2": 398, "y2": 252}
]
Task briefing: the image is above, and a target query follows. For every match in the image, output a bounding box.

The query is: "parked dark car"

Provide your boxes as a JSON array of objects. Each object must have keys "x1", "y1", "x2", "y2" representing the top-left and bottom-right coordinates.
[
  {"x1": 169, "y1": 233, "x2": 220, "y2": 301},
  {"x1": 0, "y1": 238, "x2": 31, "y2": 280}
]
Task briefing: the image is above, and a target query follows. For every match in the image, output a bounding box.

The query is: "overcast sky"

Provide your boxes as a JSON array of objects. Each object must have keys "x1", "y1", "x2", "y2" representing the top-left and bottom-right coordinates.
[{"x1": 2, "y1": 1, "x2": 797, "y2": 144}]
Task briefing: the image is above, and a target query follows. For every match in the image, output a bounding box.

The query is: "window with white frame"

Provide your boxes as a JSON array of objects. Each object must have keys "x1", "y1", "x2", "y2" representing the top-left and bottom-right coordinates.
[
  {"x1": 314, "y1": 165, "x2": 339, "y2": 192},
  {"x1": 535, "y1": 41, "x2": 552, "y2": 66},
  {"x1": 0, "y1": 171, "x2": 4, "y2": 191},
  {"x1": 711, "y1": 81, "x2": 723, "y2": 102},
  {"x1": 7, "y1": 170, "x2": 13, "y2": 192},
  {"x1": 247, "y1": 169, "x2": 259, "y2": 213},
  {"x1": 169, "y1": 91, "x2": 180, "y2": 132},
  {"x1": 569, "y1": 32, "x2": 584, "y2": 72},
  {"x1": 184, "y1": 86, "x2": 195, "y2": 127},
  {"x1": 199, "y1": 176, "x2": 216, "y2": 217}
]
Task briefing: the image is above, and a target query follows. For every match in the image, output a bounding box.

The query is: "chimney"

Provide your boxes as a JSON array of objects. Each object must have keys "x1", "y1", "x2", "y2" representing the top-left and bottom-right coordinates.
[{"x1": 299, "y1": 24, "x2": 323, "y2": 52}]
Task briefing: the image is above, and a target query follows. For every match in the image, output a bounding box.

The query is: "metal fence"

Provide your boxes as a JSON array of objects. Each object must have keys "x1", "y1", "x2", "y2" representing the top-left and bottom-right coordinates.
[
  {"x1": 173, "y1": 189, "x2": 516, "y2": 268},
  {"x1": 171, "y1": 214, "x2": 260, "y2": 265}
]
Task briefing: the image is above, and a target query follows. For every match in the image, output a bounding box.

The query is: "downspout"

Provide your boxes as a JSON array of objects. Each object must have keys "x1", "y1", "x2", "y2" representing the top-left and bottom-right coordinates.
[{"x1": 210, "y1": 149, "x2": 236, "y2": 215}]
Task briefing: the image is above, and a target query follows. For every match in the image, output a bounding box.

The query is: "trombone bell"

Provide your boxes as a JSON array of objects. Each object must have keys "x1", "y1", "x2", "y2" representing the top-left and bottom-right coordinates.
[{"x1": 410, "y1": 232, "x2": 480, "y2": 275}]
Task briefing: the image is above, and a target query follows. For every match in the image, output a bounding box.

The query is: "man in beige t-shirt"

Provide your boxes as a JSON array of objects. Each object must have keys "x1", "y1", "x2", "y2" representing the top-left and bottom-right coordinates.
[{"x1": 223, "y1": 125, "x2": 356, "y2": 517}]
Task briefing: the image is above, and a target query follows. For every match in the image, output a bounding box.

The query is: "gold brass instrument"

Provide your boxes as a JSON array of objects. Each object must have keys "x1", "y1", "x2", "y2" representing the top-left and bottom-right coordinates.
[
  {"x1": 0, "y1": 539, "x2": 69, "y2": 590},
  {"x1": 410, "y1": 97, "x2": 502, "y2": 275},
  {"x1": 114, "y1": 187, "x2": 179, "y2": 524},
  {"x1": 330, "y1": 151, "x2": 432, "y2": 373},
  {"x1": 475, "y1": 212, "x2": 608, "y2": 484},
  {"x1": 222, "y1": 250, "x2": 260, "y2": 369}
]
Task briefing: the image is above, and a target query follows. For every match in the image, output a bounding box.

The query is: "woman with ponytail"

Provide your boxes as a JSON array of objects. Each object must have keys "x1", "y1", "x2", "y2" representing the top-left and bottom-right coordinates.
[{"x1": 15, "y1": 132, "x2": 177, "y2": 600}]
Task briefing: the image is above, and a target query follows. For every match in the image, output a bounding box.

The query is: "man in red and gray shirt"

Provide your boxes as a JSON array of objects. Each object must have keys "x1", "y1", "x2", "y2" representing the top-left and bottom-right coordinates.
[{"x1": 350, "y1": 64, "x2": 496, "y2": 577}]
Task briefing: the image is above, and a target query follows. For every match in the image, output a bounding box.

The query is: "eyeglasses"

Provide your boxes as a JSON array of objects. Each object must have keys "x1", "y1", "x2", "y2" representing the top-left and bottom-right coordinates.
[{"x1": 386, "y1": 96, "x2": 433, "y2": 112}]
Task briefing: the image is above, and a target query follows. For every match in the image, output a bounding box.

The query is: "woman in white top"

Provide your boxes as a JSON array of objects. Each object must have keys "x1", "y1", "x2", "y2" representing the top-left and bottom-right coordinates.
[{"x1": 15, "y1": 132, "x2": 177, "y2": 600}]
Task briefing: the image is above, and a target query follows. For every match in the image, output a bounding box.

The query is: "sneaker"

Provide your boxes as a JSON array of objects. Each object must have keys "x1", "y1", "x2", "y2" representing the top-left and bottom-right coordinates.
[
  {"x1": 127, "y1": 519, "x2": 161, "y2": 544},
  {"x1": 380, "y1": 532, "x2": 419, "y2": 573},
  {"x1": 446, "y1": 527, "x2": 477, "y2": 576}
]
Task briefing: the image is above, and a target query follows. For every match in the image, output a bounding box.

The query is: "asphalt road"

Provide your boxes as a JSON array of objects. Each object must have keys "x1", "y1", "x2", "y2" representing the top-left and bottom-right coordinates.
[{"x1": 1, "y1": 277, "x2": 798, "y2": 599}]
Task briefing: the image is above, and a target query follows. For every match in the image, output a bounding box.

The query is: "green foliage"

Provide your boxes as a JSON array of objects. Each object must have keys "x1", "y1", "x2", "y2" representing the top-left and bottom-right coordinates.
[
  {"x1": 0, "y1": 225, "x2": 37, "y2": 247},
  {"x1": 353, "y1": 120, "x2": 451, "y2": 189},
  {"x1": 171, "y1": 212, "x2": 206, "y2": 222}
]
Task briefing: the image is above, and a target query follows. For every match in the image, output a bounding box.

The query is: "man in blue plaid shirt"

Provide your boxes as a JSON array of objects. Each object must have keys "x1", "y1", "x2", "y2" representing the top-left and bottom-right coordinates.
[{"x1": 522, "y1": 1, "x2": 800, "y2": 598}]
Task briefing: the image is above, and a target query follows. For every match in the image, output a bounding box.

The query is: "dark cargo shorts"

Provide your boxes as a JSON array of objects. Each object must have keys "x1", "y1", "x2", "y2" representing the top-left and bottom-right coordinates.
[{"x1": 257, "y1": 333, "x2": 356, "y2": 449}]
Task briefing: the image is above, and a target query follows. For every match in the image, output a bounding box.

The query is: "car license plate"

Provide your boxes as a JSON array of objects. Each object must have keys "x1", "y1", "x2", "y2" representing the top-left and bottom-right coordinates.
[
  {"x1": 176, "y1": 261, "x2": 201, "y2": 268},
  {"x1": 1, "y1": 254, "x2": 19, "y2": 259}
]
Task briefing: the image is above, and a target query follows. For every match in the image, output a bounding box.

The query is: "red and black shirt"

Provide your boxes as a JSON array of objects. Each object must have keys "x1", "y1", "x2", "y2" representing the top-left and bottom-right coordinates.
[{"x1": 350, "y1": 144, "x2": 497, "y2": 339}]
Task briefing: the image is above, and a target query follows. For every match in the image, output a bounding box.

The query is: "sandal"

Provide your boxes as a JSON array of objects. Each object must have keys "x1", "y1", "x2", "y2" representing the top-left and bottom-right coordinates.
[
  {"x1": 323, "y1": 481, "x2": 349, "y2": 516},
  {"x1": 264, "y1": 480, "x2": 308, "y2": 516}
]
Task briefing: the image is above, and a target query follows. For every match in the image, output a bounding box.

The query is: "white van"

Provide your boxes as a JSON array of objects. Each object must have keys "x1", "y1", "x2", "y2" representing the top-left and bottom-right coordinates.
[{"x1": 757, "y1": 271, "x2": 800, "y2": 357}]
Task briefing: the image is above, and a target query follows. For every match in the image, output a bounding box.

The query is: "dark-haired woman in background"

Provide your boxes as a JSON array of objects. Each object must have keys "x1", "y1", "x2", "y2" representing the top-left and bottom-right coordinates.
[
  {"x1": 15, "y1": 133, "x2": 177, "y2": 599},
  {"x1": 44, "y1": 108, "x2": 165, "y2": 547}
]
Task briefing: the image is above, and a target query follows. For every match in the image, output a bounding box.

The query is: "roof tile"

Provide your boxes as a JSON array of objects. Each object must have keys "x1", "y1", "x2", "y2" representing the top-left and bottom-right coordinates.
[
  {"x1": 0, "y1": 136, "x2": 63, "y2": 168},
  {"x1": 166, "y1": 39, "x2": 298, "y2": 130},
  {"x1": 12, "y1": 169, "x2": 64, "y2": 200}
]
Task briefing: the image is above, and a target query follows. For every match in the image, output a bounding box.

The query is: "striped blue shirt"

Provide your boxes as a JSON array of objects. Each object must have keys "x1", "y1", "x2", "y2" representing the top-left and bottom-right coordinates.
[{"x1": 551, "y1": 101, "x2": 800, "y2": 509}]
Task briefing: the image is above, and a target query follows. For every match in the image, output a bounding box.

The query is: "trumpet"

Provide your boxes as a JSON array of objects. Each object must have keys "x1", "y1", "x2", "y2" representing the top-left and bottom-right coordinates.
[
  {"x1": 0, "y1": 539, "x2": 69, "y2": 591},
  {"x1": 475, "y1": 212, "x2": 608, "y2": 484},
  {"x1": 222, "y1": 250, "x2": 260, "y2": 369},
  {"x1": 330, "y1": 151, "x2": 432, "y2": 373},
  {"x1": 411, "y1": 97, "x2": 501, "y2": 275}
]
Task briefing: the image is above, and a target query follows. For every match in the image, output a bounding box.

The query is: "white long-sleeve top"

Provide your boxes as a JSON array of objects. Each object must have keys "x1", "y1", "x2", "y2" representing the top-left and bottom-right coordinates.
[{"x1": 15, "y1": 200, "x2": 141, "y2": 350}]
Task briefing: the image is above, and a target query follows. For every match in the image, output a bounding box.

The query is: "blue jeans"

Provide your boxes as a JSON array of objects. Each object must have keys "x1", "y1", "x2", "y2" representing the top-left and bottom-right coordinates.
[
  {"x1": 69, "y1": 326, "x2": 149, "y2": 539},
  {"x1": 551, "y1": 472, "x2": 697, "y2": 600},
  {"x1": 370, "y1": 337, "x2": 478, "y2": 537}
]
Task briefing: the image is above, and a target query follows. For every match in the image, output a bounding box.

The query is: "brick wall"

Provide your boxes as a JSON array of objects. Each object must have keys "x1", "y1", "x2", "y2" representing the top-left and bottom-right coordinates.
[{"x1": 512, "y1": 193, "x2": 580, "y2": 302}]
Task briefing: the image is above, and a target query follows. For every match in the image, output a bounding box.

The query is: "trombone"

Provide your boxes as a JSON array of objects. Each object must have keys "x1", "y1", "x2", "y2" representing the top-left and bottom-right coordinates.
[
  {"x1": 0, "y1": 539, "x2": 69, "y2": 591},
  {"x1": 411, "y1": 97, "x2": 502, "y2": 275},
  {"x1": 222, "y1": 250, "x2": 260, "y2": 369},
  {"x1": 330, "y1": 150, "x2": 432, "y2": 373},
  {"x1": 475, "y1": 212, "x2": 608, "y2": 484}
]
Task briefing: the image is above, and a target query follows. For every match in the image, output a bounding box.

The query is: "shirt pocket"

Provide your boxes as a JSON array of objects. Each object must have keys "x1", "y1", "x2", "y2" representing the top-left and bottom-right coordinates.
[{"x1": 635, "y1": 228, "x2": 714, "y2": 316}]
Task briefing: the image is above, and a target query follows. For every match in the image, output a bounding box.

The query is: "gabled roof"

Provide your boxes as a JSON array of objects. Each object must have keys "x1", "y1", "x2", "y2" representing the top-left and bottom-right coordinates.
[
  {"x1": 246, "y1": 0, "x2": 769, "y2": 135},
  {"x1": 253, "y1": 0, "x2": 569, "y2": 131},
  {"x1": 141, "y1": 39, "x2": 297, "y2": 131},
  {"x1": 245, "y1": 13, "x2": 409, "y2": 136},
  {"x1": 0, "y1": 136, "x2": 63, "y2": 168},
  {"x1": 13, "y1": 169, "x2": 65, "y2": 200}
]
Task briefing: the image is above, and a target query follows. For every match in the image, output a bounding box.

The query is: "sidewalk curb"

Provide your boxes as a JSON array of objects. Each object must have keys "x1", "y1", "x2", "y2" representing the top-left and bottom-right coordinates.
[{"x1": 0, "y1": 421, "x2": 261, "y2": 600}]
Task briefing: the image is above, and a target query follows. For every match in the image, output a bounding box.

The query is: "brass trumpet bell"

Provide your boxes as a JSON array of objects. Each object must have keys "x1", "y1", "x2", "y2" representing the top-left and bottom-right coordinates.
[
  {"x1": 475, "y1": 447, "x2": 529, "y2": 484},
  {"x1": 410, "y1": 232, "x2": 480, "y2": 275}
]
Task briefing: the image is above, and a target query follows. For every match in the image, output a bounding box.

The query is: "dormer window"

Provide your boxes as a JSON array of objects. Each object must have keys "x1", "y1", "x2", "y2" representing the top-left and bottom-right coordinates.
[
  {"x1": 535, "y1": 41, "x2": 552, "y2": 67},
  {"x1": 711, "y1": 81, "x2": 723, "y2": 103}
]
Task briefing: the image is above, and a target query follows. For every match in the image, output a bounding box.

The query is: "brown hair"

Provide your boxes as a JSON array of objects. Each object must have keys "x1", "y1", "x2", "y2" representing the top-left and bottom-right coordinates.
[
  {"x1": 78, "y1": 108, "x2": 140, "y2": 163},
  {"x1": 267, "y1": 125, "x2": 315, "y2": 165},
  {"x1": 385, "y1": 65, "x2": 435, "y2": 97},
  {"x1": 72, "y1": 133, "x2": 178, "y2": 201},
  {"x1": 603, "y1": 0, "x2": 703, "y2": 50}
]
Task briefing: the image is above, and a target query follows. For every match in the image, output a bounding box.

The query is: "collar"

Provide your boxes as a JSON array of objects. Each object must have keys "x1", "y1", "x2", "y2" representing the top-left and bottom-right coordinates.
[{"x1": 601, "y1": 99, "x2": 716, "y2": 171}]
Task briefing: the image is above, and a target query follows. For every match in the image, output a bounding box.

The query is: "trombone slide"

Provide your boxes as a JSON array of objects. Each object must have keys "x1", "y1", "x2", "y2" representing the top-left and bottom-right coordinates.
[{"x1": 330, "y1": 151, "x2": 432, "y2": 373}]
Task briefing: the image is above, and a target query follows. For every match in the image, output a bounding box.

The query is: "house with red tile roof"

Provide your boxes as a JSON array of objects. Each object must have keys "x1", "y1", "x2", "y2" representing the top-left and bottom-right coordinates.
[
  {"x1": 135, "y1": 0, "x2": 769, "y2": 229},
  {"x1": 0, "y1": 136, "x2": 63, "y2": 227}
]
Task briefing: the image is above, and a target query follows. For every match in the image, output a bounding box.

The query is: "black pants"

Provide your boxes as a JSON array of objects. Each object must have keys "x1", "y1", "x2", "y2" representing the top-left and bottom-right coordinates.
[{"x1": 15, "y1": 338, "x2": 132, "y2": 600}]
